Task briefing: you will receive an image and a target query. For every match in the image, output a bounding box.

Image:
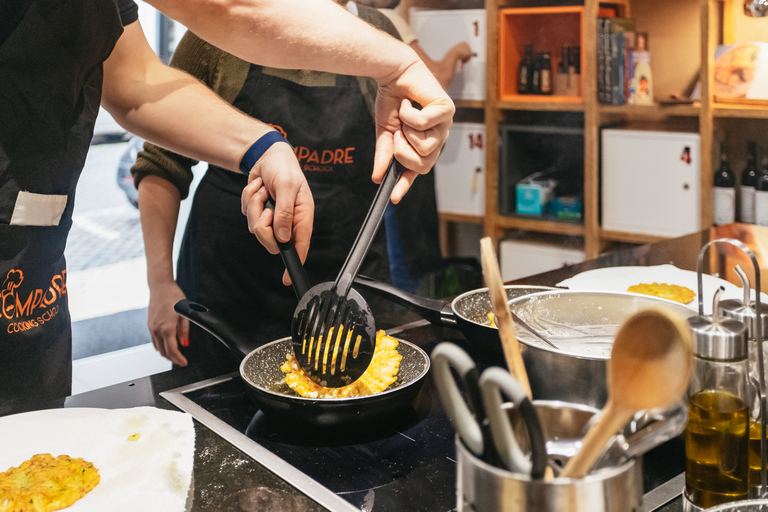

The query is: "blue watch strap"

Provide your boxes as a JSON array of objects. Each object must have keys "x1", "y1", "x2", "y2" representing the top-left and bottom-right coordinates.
[{"x1": 239, "y1": 131, "x2": 291, "y2": 175}]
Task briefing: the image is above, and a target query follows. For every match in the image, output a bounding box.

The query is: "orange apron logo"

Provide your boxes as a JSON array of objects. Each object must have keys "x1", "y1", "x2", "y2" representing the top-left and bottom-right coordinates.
[
  {"x1": 268, "y1": 124, "x2": 356, "y2": 173},
  {"x1": 2, "y1": 269, "x2": 66, "y2": 334}
]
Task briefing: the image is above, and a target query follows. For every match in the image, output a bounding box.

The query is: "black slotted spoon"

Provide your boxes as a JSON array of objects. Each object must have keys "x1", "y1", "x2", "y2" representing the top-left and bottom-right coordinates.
[{"x1": 291, "y1": 156, "x2": 404, "y2": 387}]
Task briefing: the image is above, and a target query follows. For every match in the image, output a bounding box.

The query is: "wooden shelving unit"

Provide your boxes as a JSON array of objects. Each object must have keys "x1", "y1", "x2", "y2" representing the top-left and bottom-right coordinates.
[{"x1": 404, "y1": 0, "x2": 768, "y2": 261}]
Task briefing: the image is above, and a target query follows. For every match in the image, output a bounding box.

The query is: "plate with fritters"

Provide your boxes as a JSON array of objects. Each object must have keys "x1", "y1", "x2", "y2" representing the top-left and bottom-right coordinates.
[
  {"x1": 0, "y1": 407, "x2": 194, "y2": 512},
  {"x1": 557, "y1": 264, "x2": 767, "y2": 314},
  {"x1": 0, "y1": 453, "x2": 100, "y2": 512},
  {"x1": 626, "y1": 282, "x2": 696, "y2": 304}
]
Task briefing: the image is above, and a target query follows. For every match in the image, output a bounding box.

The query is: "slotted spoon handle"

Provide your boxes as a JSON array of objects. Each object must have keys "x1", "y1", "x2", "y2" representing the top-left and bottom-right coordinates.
[
  {"x1": 265, "y1": 198, "x2": 311, "y2": 299},
  {"x1": 334, "y1": 156, "x2": 404, "y2": 295}
]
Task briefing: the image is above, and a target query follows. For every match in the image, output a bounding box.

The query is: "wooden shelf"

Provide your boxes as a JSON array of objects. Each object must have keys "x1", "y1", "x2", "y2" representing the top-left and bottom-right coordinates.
[
  {"x1": 438, "y1": 212, "x2": 484, "y2": 224},
  {"x1": 493, "y1": 215, "x2": 585, "y2": 236},
  {"x1": 599, "y1": 229, "x2": 669, "y2": 244},
  {"x1": 404, "y1": 0, "x2": 745, "y2": 262},
  {"x1": 714, "y1": 103, "x2": 768, "y2": 119},
  {"x1": 497, "y1": 100, "x2": 584, "y2": 112},
  {"x1": 599, "y1": 103, "x2": 700, "y2": 117},
  {"x1": 453, "y1": 99, "x2": 485, "y2": 110}
]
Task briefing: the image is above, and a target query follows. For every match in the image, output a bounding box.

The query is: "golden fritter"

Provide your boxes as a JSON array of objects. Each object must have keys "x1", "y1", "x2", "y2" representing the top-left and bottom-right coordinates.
[
  {"x1": 281, "y1": 330, "x2": 402, "y2": 398},
  {"x1": 0, "y1": 453, "x2": 100, "y2": 512},
  {"x1": 627, "y1": 282, "x2": 696, "y2": 304}
]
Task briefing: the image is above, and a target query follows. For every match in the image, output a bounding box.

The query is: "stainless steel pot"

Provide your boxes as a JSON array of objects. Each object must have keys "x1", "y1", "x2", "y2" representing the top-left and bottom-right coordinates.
[
  {"x1": 457, "y1": 400, "x2": 644, "y2": 512},
  {"x1": 508, "y1": 290, "x2": 697, "y2": 408}
]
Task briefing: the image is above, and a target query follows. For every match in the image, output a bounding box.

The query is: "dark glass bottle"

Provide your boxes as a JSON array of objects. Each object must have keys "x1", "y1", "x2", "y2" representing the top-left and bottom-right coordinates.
[
  {"x1": 569, "y1": 45, "x2": 581, "y2": 74},
  {"x1": 741, "y1": 141, "x2": 758, "y2": 224},
  {"x1": 714, "y1": 142, "x2": 736, "y2": 225},
  {"x1": 755, "y1": 151, "x2": 768, "y2": 226},
  {"x1": 518, "y1": 44, "x2": 534, "y2": 94},
  {"x1": 532, "y1": 53, "x2": 542, "y2": 94},
  {"x1": 540, "y1": 52, "x2": 552, "y2": 94}
]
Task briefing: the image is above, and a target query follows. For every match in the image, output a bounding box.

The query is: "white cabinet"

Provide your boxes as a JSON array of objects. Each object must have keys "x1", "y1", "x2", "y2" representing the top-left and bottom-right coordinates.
[
  {"x1": 409, "y1": 8, "x2": 486, "y2": 101},
  {"x1": 434, "y1": 123, "x2": 485, "y2": 216},
  {"x1": 601, "y1": 129, "x2": 701, "y2": 237}
]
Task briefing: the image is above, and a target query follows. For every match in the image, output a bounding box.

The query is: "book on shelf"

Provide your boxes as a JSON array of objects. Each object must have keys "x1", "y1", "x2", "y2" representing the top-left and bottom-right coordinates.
[{"x1": 598, "y1": 17, "x2": 636, "y2": 105}]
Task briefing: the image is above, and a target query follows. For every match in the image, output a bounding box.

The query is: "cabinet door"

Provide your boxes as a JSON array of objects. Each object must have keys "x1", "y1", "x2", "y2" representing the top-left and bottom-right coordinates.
[
  {"x1": 434, "y1": 123, "x2": 485, "y2": 216},
  {"x1": 601, "y1": 129, "x2": 701, "y2": 237},
  {"x1": 409, "y1": 8, "x2": 486, "y2": 101}
]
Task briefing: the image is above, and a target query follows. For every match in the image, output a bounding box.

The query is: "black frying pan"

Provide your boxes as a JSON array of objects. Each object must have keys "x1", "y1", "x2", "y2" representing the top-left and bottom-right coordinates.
[
  {"x1": 174, "y1": 299, "x2": 430, "y2": 428},
  {"x1": 353, "y1": 276, "x2": 555, "y2": 350}
]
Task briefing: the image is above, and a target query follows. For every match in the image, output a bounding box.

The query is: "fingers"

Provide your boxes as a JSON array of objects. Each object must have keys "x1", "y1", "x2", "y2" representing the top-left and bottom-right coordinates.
[
  {"x1": 149, "y1": 315, "x2": 188, "y2": 367},
  {"x1": 397, "y1": 98, "x2": 452, "y2": 171},
  {"x1": 241, "y1": 178, "x2": 278, "y2": 254},
  {"x1": 242, "y1": 143, "x2": 314, "y2": 266}
]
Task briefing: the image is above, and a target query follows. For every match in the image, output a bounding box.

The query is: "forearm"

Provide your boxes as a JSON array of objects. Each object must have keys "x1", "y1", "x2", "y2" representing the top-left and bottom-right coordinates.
[
  {"x1": 102, "y1": 22, "x2": 272, "y2": 172},
  {"x1": 138, "y1": 176, "x2": 181, "y2": 288},
  {"x1": 145, "y1": 0, "x2": 419, "y2": 85}
]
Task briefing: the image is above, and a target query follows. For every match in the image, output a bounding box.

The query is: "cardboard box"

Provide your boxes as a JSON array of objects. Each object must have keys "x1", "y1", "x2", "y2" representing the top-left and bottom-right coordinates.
[
  {"x1": 500, "y1": 236, "x2": 585, "y2": 281},
  {"x1": 515, "y1": 172, "x2": 556, "y2": 215}
]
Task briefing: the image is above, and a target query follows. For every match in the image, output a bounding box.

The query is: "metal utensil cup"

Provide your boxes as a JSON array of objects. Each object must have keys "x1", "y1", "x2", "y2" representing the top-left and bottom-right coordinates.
[
  {"x1": 456, "y1": 401, "x2": 643, "y2": 512},
  {"x1": 696, "y1": 238, "x2": 766, "y2": 496}
]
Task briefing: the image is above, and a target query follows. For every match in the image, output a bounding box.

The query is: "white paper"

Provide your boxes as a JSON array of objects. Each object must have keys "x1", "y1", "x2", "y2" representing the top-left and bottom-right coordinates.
[{"x1": 0, "y1": 407, "x2": 195, "y2": 512}]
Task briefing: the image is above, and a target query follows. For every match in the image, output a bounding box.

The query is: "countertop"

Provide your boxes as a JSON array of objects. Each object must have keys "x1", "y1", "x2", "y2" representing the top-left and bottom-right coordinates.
[{"x1": 7, "y1": 223, "x2": 768, "y2": 511}]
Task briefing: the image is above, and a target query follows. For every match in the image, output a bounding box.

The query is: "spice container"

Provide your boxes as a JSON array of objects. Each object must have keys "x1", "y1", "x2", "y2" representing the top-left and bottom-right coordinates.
[{"x1": 685, "y1": 286, "x2": 750, "y2": 510}]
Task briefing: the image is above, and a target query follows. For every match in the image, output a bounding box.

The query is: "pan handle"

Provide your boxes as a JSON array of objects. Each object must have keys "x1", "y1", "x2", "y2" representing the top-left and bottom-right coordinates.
[
  {"x1": 174, "y1": 299, "x2": 258, "y2": 360},
  {"x1": 354, "y1": 275, "x2": 457, "y2": 327}
]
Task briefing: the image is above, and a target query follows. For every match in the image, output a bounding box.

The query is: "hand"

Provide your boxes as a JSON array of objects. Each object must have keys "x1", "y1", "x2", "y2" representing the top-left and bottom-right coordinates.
[
  {"x1": 240, "y1": 141, "x2": 314, "y2": 286},
  {"x1": 374, "y1": 59, "x2": 455, "y2": 203},
  {"x1": 147, "y1": 280, "x2": 189, "y2": 367},
  {"x1": 450, "y1": 42, "x2": 474, "y2": 65}
]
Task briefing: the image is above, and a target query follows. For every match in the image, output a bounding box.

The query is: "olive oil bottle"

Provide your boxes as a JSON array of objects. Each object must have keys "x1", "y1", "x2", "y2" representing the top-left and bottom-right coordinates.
[
  {"x1": 685, "y1": 389, "x2": 749, "y2": 508},
  {"x1": 686, "y1": 286, "x2": 750, "y2": 511}
]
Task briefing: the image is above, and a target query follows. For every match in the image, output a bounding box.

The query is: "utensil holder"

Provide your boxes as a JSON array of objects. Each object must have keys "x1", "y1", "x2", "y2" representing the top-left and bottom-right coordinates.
[
  {"x1": 456, "y1": 400, "x2": 643, "y2": 512},
  {"x1": 695, "y1": 238, "x2": 766, "y2": 496}
]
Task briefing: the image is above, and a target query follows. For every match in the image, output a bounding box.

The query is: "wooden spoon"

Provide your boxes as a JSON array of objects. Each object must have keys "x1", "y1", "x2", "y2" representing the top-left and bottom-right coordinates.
[
  {"x1": 559, "y1": 307, "x2": 693, "y2": 478},
  {"x1": 480, "y1": 237, "x2": 532, "y2": 399}
]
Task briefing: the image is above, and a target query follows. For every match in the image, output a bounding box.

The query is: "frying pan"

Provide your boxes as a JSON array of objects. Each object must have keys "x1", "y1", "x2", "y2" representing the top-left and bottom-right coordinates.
[
  {"x1": 174, "y1": 299, "x2": 430, "y2": 428},
  {"x1": 353, "y1": 275, "x2": 554, "y2": 352}
]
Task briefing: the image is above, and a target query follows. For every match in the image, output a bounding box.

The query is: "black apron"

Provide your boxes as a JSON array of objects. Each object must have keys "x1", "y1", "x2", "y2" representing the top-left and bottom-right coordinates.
[
  {"x1": 176, "y1": 67, "x2": 390, "y2": 362},
  {"x1": 0, "y1": 0, "x2": 124, "y2": 412}
]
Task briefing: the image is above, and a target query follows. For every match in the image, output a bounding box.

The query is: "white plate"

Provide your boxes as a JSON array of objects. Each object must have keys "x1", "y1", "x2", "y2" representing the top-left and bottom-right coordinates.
[
  {"x1": 0, "y1": 406, "x2": 194, "y2": 512},
  {"x1": 557, "y1": 264, "x2": 765, "y2": 315}
]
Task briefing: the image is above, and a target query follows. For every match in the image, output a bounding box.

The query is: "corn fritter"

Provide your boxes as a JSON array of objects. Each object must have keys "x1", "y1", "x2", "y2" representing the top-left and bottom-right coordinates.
[{"x1": 281, "y1": 330, "x2": 401, "y2": 398}]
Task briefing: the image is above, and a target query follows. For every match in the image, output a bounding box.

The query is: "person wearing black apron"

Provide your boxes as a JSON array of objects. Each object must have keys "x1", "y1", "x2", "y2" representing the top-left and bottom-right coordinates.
[
  {"x1": 0, "y1": 0, "x2": 137, "y2": 413},
  {"x1": 133, "y1": 7, "x2": 401, "y2": 365}
]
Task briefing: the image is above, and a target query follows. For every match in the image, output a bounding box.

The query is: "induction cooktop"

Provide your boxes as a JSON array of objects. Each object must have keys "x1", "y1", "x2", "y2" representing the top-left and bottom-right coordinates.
[{"x1": 161, "y1": 322, "x2": 686, "y2": 512}]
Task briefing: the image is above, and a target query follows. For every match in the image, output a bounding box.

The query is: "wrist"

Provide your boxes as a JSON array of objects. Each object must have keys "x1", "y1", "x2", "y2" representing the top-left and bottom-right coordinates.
[{"x1": 239, "y1": 131, "x2": 292, "y2": 175}]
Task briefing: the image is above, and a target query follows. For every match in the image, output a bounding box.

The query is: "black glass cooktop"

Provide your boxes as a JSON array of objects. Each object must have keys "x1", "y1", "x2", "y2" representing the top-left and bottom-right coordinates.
[{"x1": 162, "y1": 327, "x2": 686, "y2": 512}]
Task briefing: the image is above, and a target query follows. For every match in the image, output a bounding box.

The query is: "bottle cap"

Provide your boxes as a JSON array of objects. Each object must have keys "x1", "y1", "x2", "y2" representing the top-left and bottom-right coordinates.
[
  {"x1": 719, "y1": 266, "x2": 768, "y2": 339},
  {"x1": 689, "y1": 286, "x2": 748, "y2": 360}
]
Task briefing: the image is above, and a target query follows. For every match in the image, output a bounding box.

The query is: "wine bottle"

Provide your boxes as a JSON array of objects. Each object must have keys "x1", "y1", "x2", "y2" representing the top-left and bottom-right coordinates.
[
  {"x1": 755, "y1": 151, "x2": 768, "y2": 226},
  {"x1": 714, "y1": 142, "x2": 736, "y2": 225},
  {"x1": 741, "y1": 141, "x2": 758, "y2": 224},
  {"x1": 518, "y1": 45, "x2": 534, "y2": 94},
  {"x1": 540, "y1": 52, "x2": 552, "y2": 95},
  {"x1": 532, "y1": 53, "x2": 542, "y2": 94}
]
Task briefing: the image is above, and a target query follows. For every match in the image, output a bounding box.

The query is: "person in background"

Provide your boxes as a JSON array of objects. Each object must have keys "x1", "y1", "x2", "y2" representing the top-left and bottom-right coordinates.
[
  {"x1": 0, "y1": 0, "x2": 453, "y2": 411},
  {"x1": 354, "y1": 0, "x2": 473, "y2": 294},
  {"x1": 134, "y1": 1, "x2": 425, "y2": 367}
]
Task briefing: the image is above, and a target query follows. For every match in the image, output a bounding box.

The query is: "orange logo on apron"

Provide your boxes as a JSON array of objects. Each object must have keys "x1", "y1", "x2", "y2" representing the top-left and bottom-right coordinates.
[{"x1": 2, "y1": 269, "x2": 66, "y2": 333}]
